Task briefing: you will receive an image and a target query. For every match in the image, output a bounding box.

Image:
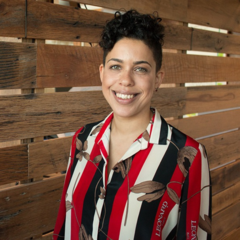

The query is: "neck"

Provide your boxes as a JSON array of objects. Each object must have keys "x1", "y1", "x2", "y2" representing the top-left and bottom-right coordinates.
[{"x1": 111, "y1": 109, "x2": 152, "y2": 136}]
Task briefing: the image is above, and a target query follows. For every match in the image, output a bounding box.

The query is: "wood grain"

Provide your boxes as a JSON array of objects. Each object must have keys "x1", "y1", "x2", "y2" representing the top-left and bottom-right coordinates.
[
  {"x1": 200, "y1": 129, "x2": 240, "y2": 169},
  {"x1": 66, "y1": 0, "x2": 188, "y2": 23},
  {"x1": 28, "y1": 137, "x2": 72, "y2": 178},
  {"x1": 0, "y1": 0, "x2": 25, "y2": 38},
  {"x1": 169, "y1": 109, "x2": 240, "y2": 139},
  {"x1": 212, "y1": 182, "x2": 240, "y2": 215},
  {"x1": 212, "y1": 200, "x2": 240, "y2": 239},
  {"x1": 36, "y1": 45, "x2": 240, "y2": 88},
  {"x1": 0, "y1": 41, "x2": 36, "y2": 89},
  {"x1": 0, "y1": 175, "x2": 64, "y2": 240},
  {"x1": 188, "y1": 0, "x2": 240, "y2": 33},
  {"x1": 211, "y1": 160, "x2": 240, "y2": 194},
  {"x1": 0, "y1": 144, "x2": 28, "y2": 185},
  {"x1": 221, "y1": 227, "x2": 240, "y2": 240},
  {"x1": 70, "y1": 0, "x2": 240, "y2": 32}
]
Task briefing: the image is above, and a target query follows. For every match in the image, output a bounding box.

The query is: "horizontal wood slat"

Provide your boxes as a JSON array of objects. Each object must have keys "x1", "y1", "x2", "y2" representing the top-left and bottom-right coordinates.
[
  {"x1": 0, "y1": 144, "x2": 28, "y2": 185},
  {"x1": 68, "y1": 0, "x2": 189, "y2": 23},
  {"x1": 70, "y1": 0, "x2": 240, "y2": 32},
  {"x1": 188, "y1": 0, "x2": 240, "y2": 33},
  {"x1": 0, "y1": 87, "x2": 240, "y2": 141},
  {"x1": 211, "y1": 160, "x2": 240, "y2": 194},
  {"x1": 212, "y1": 200, "x2": 240, "y2": 239},
  {"x1": 0, "y1": 41, "x2": 36, "y2": 89},
  {"x1": 212, "y1": 182, "x2": 240, "y2": 215},
  {"x1": 28, "y1": 137, "x2": 72, "y2": 178},
  {"x1": 222, "y1": 227, "x2": 240, "y2": 240},
  {"x1": 36, "y1": 45, "x2": 240, "y2": 88},
  {"x1": 200, "y1": 129, "x2": 240, "y2": 169},
  {"x1": 169, "y1": 109, "x2": 240, "y2": 139},
  {"x1": 0, "y1": 175, "x2": 64, "y2": 240},
  {"x1": 0, "y1": 0, "x2": 25, "y2": 38}
]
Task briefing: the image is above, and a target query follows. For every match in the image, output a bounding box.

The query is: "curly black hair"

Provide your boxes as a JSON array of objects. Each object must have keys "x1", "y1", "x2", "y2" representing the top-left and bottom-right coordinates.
[{"x1": 99, "y1": 10, "x2": 164, "y2": 71}]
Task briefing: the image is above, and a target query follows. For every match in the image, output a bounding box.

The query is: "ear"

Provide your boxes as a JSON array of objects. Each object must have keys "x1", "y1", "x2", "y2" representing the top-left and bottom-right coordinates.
[
  {"x1": 99, "y1": 64, "x2": 104, "y2": 83},
  {"x1": 155, "y1": 69, "x2": 164, "y2": 89}
]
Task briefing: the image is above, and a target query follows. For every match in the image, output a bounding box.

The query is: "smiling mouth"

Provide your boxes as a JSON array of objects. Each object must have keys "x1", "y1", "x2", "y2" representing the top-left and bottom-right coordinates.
[{"x1": 116, "y1": 92, "x2": 134, "y2": 99}]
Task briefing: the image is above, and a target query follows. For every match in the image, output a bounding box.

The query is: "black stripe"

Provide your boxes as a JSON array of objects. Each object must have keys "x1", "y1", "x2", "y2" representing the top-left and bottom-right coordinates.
[
  {"x1": 134, "y1": 126, "x2": 187, "y2": 240},
  {"x1": 159, "y1": 116, "x2": 169, "y2": 144},
  {"x1": 81, "y1": 159, "x2": 104, "y2": 235},
  {"x1": 98, "y1": 170, "x2": 125, "y2": 240},
  {"x1": 166, "y1": 225, "x2": 177, "y2": 240},
  {"x1": 71, "y1": 120, "x2": 102, "y2": 179}
]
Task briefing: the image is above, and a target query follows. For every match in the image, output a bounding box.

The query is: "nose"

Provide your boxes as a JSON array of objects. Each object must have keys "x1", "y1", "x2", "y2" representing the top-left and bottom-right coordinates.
[{"x1": 119, "y1": 69, "x2": 134, "y2": 87}]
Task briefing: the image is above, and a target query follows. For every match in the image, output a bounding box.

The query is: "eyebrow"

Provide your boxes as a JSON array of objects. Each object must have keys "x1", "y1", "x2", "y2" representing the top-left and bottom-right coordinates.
[{"x1": 107, "y1": 58, "x2": 152, "y2": 67}]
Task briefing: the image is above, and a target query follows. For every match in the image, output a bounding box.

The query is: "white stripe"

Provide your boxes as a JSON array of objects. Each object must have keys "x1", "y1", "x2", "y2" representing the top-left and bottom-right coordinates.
[
  {"x1": 92, "y1": 198, "x2": 105, "y2": 239},
  {"x1": 118, "y1": 136, "x2": 172, "y2": 240},
  {"x1": 65, "y1": 207, "x2": 71, "y2": 239},
  {"x1": 197, "y1": 144, "x2": 210, "y2": 239},
  {"x1": 162, "y1": 204, "x2": 179, "y2": 239},
  {"x1": 150, "y1": 109, "x2": 162, "y2": 144}
]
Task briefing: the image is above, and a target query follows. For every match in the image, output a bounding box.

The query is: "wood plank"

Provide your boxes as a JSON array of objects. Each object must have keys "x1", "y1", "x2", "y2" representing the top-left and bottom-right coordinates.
[
  {"x1": 0, "y1": 175, "x2": 64, "y2": 240},
  {"x1": 0, "y1": 41, "x2": 36, "y2": 89},
  {"x1": 28, "y1": 137, "x2": 72, "y2": 178},
  {"x1": 212, "y1": 200, "x2": 240, "y2": 239},
  {"x1": 0, "y1": 90, "x2": 240, "y2": 141},
  {"x1": 211, "y1": 160, "x2": 240, "y2": 194},
  {"x1": 0, "y1": 0, "x2": 25, "y2": 38},
  {"x1": 188, "y1": 0, "x2": 240, "y2": 33},
  {"x1": 0, "y1": 144, "x2": 28, "y2": 185},
  {"x1": 71, "y1": 0, "x2": 240, "y2": 33},
  {"x1": 168, "y1": 109, "x2": 240, "y2": 139},
  {"x1": 221, "y1": 227, "x2": 240, "y2": 240},
  {"x1": 67, "y1": 0, "x2": 188, "y2": 23},
  {"x1": 27, "y1": 126, "x2": 240, "y2": 179},
  {"x1": 27, "y1": 1, "x2": 240, "y2": 54},
  {"x1": 27, "y1": 0, "x2": 109, "y2": 42},
  {"x1": 200, "y1": 129, "x2": 240, "y2": 169},
  {"x1": 212, "y1": 182, "x2": 240, "y2": 215},
  {"x1": 36, "y1": 45, "x2": 240, "y2": 88},
  {"x1": 36, "y1": 44, "x2": 102, "y2": 88}
]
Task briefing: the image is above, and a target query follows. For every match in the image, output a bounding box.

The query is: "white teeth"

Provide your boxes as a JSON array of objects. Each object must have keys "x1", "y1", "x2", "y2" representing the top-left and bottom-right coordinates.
[{"x1": 116, "y1": 93, "x2": 134, "y2": 99}]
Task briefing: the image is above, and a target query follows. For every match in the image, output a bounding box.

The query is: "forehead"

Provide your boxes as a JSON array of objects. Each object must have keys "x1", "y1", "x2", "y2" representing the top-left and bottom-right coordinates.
[{"x1": 106, "y1": 38, "x2": 155, "y2": 63}]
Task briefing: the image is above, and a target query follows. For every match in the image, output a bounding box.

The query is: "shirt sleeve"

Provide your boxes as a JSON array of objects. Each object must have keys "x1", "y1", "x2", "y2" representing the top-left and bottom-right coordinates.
[
  {"x1": 177, "y1": 143, "x2": 212, "y2": 240},
  {"x1": 53, "y1": 128, "x2": 83, "y2": 240}
]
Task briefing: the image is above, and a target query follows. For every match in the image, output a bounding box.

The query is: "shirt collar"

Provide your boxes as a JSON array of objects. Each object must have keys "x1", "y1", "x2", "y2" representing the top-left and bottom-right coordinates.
[{"x1": 91, "y1": 108, "x2": 169, "y2": 147}]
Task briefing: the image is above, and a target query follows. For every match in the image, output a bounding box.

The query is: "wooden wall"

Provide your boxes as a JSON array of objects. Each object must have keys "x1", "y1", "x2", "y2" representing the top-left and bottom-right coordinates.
[{"x1": 0, "y1": 0, "x2": 240, "y2": 239}]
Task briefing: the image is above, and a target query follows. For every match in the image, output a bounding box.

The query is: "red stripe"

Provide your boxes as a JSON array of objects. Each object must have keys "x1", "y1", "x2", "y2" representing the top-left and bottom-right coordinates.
[
  {"x1": 53, "y1": 127, "x2": 83, "y2": 239},
  {"x1": 185, "y1": 137, "x2": 201, "y2": 239},
  {"x1": 151, "y1": 165, "x2": 185, "y2": 239},
  {"x1": 106, "y1": 144, "x2": 153, "y2": 239},
  {"x1": 70, "y1": 136, "x2": 102, "y2": 239}
]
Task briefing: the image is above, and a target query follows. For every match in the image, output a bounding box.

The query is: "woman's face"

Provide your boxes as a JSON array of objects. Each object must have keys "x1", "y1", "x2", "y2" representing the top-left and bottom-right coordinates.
[{"x1": 99, "y1": 38, "x2": 164, "y2": 120}]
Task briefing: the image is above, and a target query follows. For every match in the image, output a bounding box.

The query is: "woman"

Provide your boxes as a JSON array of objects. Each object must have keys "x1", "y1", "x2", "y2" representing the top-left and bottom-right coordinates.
[{"x1": 53, "y1": 10, "x2": 211, "y2": 240}]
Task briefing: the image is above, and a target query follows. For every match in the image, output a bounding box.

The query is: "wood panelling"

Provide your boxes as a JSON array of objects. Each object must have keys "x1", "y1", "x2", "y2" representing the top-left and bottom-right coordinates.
[
  {"x1": 28, "y1": 137, "x2": 72, "y2": 178},
  {"x1": 1, "y1": 88, "x2": 240, "y2": 141},
  {"x1": 0, "y1": 175, "x2": 64, "y2": 240},
  {"x1": 211, "y1": 160, "x2": 240, "y2": 194},
  {"x1": 212, "y1": 200, "x2": 240, "y2": 239},
  {"x1": 36, "y1": 45, "x2": 240, "y2": 88},
  {"x1": 169, "y1": 109, "x2": 240, "y2": 139},
  {"x1": 27, "y1": 1, "x2": 109, "y2": 42},
  {"x1": 188, "y1": 0, "x2": 240, "y2": 33},
  {"x1": 0, "y1": 144, "x2": 28, "y2": 185},
  {"x1": 200, "y1": 129, "x2": 240, "y2": 169},
  {"x1": 0, "y1": 41, "x2": 36, "y2": 89},
  {"x1": 212, "y1": 182, "x2": 240, "y2": 215},
  {"x1": 222, "y1": 227, "x2": 240, "y2": 240},
  {"x1": 36, "y1": 44, "x2": 102, "y2": 88},
  {"x1": 0, "y1": 0, "x2": 25, "y2": 38},
  {"x1": 66, "y1": 0, "x2": 188, "y2": 23},
  {"x1": 71, "y1": 0, "x2": 240, "y2": 33}
]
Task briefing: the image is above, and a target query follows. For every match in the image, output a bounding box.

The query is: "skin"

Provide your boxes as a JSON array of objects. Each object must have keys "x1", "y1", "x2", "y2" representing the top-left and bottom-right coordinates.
[{"x1": 99, "y1": 37, "x2": 164, "y2": 173}]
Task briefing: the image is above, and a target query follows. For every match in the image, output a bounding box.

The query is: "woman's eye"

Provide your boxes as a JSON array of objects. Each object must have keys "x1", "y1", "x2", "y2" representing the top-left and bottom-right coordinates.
[
  {"x1": 110, "y1": 65, "x2": 121, "y2": 70},
  {"x1": 135, "y1": 67, "x2": 147, "y2": 73}
]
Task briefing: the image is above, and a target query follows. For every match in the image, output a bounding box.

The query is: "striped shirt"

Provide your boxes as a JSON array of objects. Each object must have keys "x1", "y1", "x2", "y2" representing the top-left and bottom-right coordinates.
[{"x1": 53, "y1": 108, "x2": 211, "y2": 240}]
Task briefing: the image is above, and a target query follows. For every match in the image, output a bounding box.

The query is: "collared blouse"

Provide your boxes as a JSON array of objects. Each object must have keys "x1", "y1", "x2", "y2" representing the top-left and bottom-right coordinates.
[{"x1": 53, "y1": 108, "x2": 211, "y2": 240}]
